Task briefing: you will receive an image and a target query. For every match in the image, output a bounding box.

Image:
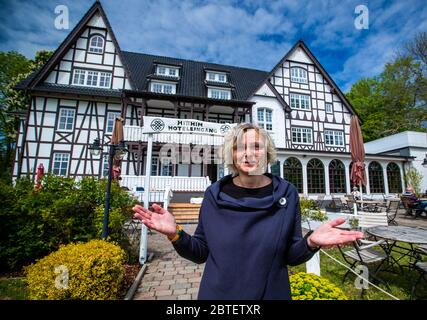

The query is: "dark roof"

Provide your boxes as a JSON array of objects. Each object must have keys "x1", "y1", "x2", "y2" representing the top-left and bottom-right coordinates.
[
  {"x1": 29, "y1": 83, "x2": 122, "y2": 98},
  {"x1": 121, "y1": 51, "x2": 268, "y2": 101}
]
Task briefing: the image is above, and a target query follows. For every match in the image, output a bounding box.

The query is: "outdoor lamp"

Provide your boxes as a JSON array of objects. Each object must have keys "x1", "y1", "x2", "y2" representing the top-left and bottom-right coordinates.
[
  {"x1": 422, "y1": 154, "x2": 427, "y2": 168},
  {"x1": 89, "y1": 138, "x2": 102, "y2": 157}
]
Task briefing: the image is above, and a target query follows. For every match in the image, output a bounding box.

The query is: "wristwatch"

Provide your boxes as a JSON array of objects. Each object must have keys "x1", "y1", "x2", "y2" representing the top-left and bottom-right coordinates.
[{"x1": 167, "y1": 224, "x2": 183, "y2": 242}]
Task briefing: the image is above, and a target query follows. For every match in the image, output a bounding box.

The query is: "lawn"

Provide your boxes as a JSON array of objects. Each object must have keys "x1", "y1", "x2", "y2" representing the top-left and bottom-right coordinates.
[
  {"x1": 0, "y1": 277, "x2": 28, "y2": 300},
  {"x1": 289, "y1": 243, "x2": 427, "y2": 300}
]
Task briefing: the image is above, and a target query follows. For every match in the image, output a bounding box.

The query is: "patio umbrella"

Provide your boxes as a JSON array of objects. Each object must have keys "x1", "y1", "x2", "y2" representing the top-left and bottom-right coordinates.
[
  {"x1": 36, "y1": 163, "x2": 44, "y2": 190},
  {"x1": 349, "y1": 115, "x2": 366, "y2": 215},
  {"x1": 111, "y1": 116, "x2": 125, "y2": 181}
]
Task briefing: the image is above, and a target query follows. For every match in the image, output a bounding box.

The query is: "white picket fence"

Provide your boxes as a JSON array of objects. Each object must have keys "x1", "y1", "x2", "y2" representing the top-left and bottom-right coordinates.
[{"x1": 121, "y1": 175, "x2": 211, "y2": 192}]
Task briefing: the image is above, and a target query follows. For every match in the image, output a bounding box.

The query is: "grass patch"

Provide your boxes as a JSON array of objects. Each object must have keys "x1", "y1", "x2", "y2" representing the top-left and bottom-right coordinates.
[
  {"x1": 289, "y1": 242, "x2": 427, "y2": 300},
  {"x1": 0, "y1": 277, "x2": 28, "y2": 300}
]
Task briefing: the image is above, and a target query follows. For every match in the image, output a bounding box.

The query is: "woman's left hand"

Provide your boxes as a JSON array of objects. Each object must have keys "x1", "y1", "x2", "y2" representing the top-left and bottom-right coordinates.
[{"x1": 307, "y1": 218, "x2": 364, "y2": 249}]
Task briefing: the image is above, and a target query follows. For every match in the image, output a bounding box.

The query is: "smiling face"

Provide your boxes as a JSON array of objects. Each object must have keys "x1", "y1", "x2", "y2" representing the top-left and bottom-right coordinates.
[{"x1": 233, "y1": 129, "x2": 268, "y2": 176}]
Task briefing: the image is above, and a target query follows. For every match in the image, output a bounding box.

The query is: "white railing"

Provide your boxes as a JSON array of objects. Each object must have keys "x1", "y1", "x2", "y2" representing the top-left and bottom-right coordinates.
[
  {"x1": 124, "y1": 125, "x2": 225, "y2": 146},
  {"x1": 121, "y1": 175, "x2": 211, "y2": 192}
]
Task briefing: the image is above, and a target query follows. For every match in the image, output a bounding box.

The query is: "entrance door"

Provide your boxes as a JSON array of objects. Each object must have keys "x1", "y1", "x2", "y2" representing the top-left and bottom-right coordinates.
[{"x1": 207, "y1": 164, "x2": 218, "y2": 183}]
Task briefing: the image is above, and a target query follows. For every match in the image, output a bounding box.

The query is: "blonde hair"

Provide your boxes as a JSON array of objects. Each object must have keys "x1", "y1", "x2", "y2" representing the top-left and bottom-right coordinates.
[{"x1": 222, "y1": 123, "x2": 277, "y2": 176}]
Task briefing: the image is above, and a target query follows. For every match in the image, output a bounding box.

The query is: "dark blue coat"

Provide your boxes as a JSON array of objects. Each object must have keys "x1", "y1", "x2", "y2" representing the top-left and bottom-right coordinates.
[{"x1": 173, "y1": 174, "x2": 316, "y2": 300}]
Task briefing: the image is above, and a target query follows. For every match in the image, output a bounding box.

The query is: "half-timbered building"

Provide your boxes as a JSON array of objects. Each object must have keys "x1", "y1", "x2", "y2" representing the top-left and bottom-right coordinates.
[{"x1": 13, "y1": 1, "x2": 411, "y2": 201}]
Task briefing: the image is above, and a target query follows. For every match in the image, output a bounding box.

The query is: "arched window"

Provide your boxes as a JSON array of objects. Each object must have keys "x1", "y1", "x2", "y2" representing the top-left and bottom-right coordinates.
[
  {"x1": 329, "y1": 159, "x2": 346, "y2": 194},
  {"x1": 89, "y1": 35, "x2": 104, "y2": 54},
  {"x1": 257, "y1": 108, "x2": 272, "y2": 131},
  {"x1": 387, "y1": 162, "x2": 402, "y2": 193},
  {"x1": 368, "y1": 161, "x2": 384, "y2": 193},
  {"x1": 290, "y1": 67, "x2": 308, "y2": 84},
  {"x1": 307, "y1": 158, "x2": 325, "y2": 194},
  {"x1": 283, "y1": 157, "x2": 303, "y2": 193}
]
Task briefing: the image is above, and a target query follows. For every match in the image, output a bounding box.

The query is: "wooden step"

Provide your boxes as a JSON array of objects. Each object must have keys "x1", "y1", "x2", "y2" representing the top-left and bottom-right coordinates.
[{"x1": 168, "y1": 203, "x2": 201, "y2": 223}]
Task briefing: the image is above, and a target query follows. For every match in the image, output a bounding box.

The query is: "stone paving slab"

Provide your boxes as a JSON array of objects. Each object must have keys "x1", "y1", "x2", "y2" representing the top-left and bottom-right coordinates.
[{"x1": 133, "y1": 224, "x2": 203, "y2": 300}]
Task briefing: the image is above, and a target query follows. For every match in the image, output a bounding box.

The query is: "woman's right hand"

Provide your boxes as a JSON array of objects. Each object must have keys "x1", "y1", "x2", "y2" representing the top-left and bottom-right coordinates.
[{"x1": 132, "y1": 203, "x2": 177, "y2": 238}]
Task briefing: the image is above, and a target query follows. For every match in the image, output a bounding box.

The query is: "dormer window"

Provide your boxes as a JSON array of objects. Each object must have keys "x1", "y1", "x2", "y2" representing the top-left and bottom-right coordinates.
[
  {"x1": 150, "y1": 81, "x2": 176, "y2": 94},
  {"x1": 207, "y1": 87, "x2": 230, "y2": 100},
  {"x1": 206, "y1": 71, "x2": 227, "y2": 83},
  {"x1": 155, "y1": 65, "x2": 179, "y2": 77},
  {"x1": 88, "y1": 35, "x2": 104, "y2": 54},
  {"x1": 290, "y1": 67, "x2": 308, "y2": 84}
]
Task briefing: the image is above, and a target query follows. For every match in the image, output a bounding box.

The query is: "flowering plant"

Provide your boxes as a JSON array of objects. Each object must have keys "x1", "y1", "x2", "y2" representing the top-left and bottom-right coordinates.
[{"x1": 290, "y1": 272, "x2": 347, "y2": 300}]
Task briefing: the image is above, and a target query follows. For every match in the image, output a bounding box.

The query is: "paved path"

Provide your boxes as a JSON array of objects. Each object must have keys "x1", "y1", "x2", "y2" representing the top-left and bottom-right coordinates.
[
  {"x1": 133, "y1": 225, "x2": 203, "y2": 300},
  {"x1": 133, "y1": 208, "x2": 427, "y2": 300}
]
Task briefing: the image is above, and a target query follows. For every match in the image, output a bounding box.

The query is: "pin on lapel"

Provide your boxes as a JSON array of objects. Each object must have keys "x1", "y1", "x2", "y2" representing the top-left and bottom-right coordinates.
[{"x1": 278, "y1": 197, "x2": 287, "y2": 207}]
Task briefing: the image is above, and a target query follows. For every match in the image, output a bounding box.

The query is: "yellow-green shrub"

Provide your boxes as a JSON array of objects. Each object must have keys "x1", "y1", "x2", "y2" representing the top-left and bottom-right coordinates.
[
  {"x1": 26, "y1": 240, "x2": 125, "y2": 300},
  {"x1": 290, "y1": 272, "x2": 347, "y2": 300}
]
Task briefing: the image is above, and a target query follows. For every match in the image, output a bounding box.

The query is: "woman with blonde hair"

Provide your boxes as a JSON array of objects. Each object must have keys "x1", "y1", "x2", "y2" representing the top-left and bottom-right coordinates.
[{"x1": 133, "y1": 123, "x2": 363, "y2": 299}]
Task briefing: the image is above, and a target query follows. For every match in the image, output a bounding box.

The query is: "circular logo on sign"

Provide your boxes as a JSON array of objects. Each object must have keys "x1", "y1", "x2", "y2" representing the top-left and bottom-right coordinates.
[
  {"x1": 220, "y1": 124, "x2": 231, "y2": 135},
  {"x1": 150, "y1": 118, "x2": 165, "y2": 132}
]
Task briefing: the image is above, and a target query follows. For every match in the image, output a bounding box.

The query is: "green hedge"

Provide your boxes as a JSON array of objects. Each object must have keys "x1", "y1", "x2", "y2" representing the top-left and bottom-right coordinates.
[
  {"x1": 0, "y1": 175, "x2": 136, "y2": 272},
  {"x1": 290, "y1": 272, "x2": 347, "y2": 300}
]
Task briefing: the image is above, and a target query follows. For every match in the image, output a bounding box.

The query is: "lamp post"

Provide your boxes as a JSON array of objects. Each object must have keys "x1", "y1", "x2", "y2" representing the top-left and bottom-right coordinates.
[{"x1": 90, "y1": 138, "x2": 127, "y2": 239}]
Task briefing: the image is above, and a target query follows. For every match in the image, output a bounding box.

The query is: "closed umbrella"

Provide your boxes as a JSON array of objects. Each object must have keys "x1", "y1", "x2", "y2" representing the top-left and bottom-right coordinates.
[
  {"x1": 349, "y1": 115, "x2": 366, "y2": 215},
  {"x1": 111, "y1": 116, "x2": 125, "y2": 181},
  {"x1": 36, "y1": 163, "x2": 44, "y2": 190}
]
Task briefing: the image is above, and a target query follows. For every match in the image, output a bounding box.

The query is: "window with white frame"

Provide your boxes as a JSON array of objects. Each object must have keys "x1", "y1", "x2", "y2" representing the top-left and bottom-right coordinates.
[
  {"x1": 206, "y1": 71, "x2": 227, "y2": 83},
  {"x1": 106, "y1": 111, "x2": 121, "y2": 134},
  {"x1": 151, "y1": 157, "x2": 158, "y2": 176},
  {"x1": 53, "y1": 153, "x2": 69, "y2": 176},
  {"x1": 88, "y1": 35, "x2": 104, "y2": 54},
  {"x1": 290, "y1": 93, "x2": 310, "y2": 110},
  {"x1": 72, "y1": 69, "x2": 112, "y2": 88},
  {"x1": 257, "y1": 108, "x2": 273, "y2": 131},
  {"x1": 208, "y1": 88, "x2": 231, "y2": 100},
  {"x1": 291, "y1": 127, "x2": 313, "y2": 144},
  {"x1": 160, "y1": 159, "x2": 173, "y2": 176},
  {"x1": 325, "y1": 103, "x2": 333, "y2": 114},
  {"x1": 150, "y1": 81, "x2": 176, "y2": 94},
  {"x1": 156, "y1": 65, "x2": 179, "y2": 77},
  {"x1": 57, "y1": 108, "x2": 75, "y2": 131},
  {"x1": 102, "y1": 154, "x2": 109, "y2": 177},
  {"x1": 290, "y1": 67, "x2": 308, "y2": 84},
  {"x1": 324, "y1": 130, "x2": 344, "y2": 146}
]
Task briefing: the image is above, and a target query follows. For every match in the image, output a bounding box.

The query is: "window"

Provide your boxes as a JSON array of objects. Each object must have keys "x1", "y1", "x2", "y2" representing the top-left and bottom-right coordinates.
[
  {"x1": 102, "y1": 154, "x2": 109, "y2": 177},
  {"x1": 88, "y1": 35, "x2": 104, "y2": 54},
  {"x1": 329, "y1": 159, "x2": 346, "y2": 193},
  {"x1": 257, "y1": 108, "x2": 273, "y2": 131},
  {"x1": 291, "y1": 127, "x2": 312, "y2": 144},
  {"x1": 106, "y1": 111, "x2": 121, "y2": 134},
  {"x1": 290, "y1": 93, "x2": 310, "y2": 110},
  {"x1": 160, "y1": 159, "x2": 173, "y2": 176},
  {"x1": 208, "y1": 88, "x2": 231, "y2": 100},
  {"x1": 290, "y1": 67, "x2": 308, "y2": 84},
  {"x1": 283, "y1": 157, "x2": 303, "y2": 193},
  {"x1": 206, "y1": 72, "x2": 227, "y2": 83},
  {"x1": 53, "y1": 153, "x2": 69, "y2": 176},
  {"x1": 325, "y1": 103, "x2": 333, "y2": 113},
  {"x1": 307, "y1": 158, "x2": 325, "y2": 194},
  {"x1": 72, "y1": 69, "x2": 112, "y2": 88},
  {"x1": 150, "y1": 81, "x2": 176, "y2": 94},
  {"x1": 57, "y1": 108, "x2": 75, "y2": 131},
  {"x1": 156, "y1": 65, "x2": 179, "y2": 77},
  {"x1": 368, "y1": 161, "x2": 385, "y2": 193},
  {"x1": 151, "y1": 157, "x2": 159, "y2": 176},
  {"x1": 387, "y1": 163, "x2": 402, "y2": 193},
  {"x1": 324, "y1": 130, "x2": 344, "y2": 147},
  {"x1": 73, "y1": 69, "x2": 85, "y2": 85}
]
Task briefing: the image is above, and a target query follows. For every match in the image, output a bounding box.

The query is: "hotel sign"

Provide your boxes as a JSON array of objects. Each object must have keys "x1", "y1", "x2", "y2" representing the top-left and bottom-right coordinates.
[{"x1": 142, "y1": 116, "x2": 236, "y2": 136}]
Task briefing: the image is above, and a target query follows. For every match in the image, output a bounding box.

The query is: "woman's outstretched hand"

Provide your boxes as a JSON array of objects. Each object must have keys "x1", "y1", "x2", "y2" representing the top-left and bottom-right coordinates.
[
  {"x1": 307, "y1": 218, "x2": 364, "y2": 249},
  {"x1": 133, "y1": 203, "x2": 177, "y2": 238}
]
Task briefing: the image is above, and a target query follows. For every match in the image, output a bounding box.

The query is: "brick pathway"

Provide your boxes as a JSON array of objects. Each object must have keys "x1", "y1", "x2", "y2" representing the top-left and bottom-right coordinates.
[{"x1": 133, "y1": 225, "x2": 204, "y2": 300}]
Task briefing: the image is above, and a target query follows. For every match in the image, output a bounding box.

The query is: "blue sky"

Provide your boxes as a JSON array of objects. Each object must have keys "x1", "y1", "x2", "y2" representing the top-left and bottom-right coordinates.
[{"x1": 0, "y1": 0, "x2": 426, "y2": 92}]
